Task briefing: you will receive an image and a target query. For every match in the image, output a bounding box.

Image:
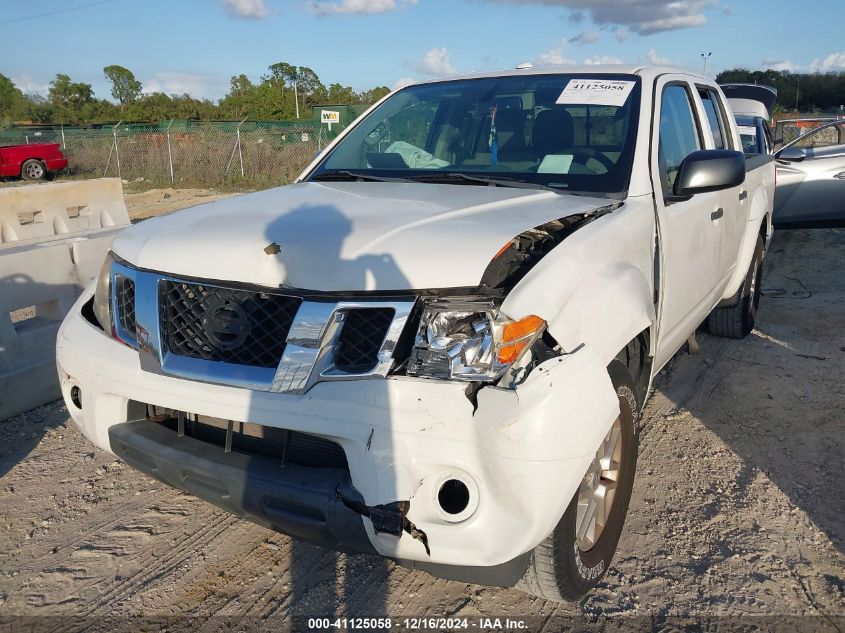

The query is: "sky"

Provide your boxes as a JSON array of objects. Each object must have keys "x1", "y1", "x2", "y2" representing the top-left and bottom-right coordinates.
[{"x1": 2, "y1": 0, "x2": 844, "y2": 103}]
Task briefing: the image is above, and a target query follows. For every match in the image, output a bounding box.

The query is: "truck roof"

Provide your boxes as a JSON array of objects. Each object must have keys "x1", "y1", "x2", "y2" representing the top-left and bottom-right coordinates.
[{"x1": 408, "y1": 64, "x2": 710, "y2": 87}]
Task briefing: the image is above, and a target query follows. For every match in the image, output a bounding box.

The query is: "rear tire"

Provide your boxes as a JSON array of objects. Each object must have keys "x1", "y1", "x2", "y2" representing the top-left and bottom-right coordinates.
[
  {"x1": 21, "y1": 159, "x2": 46, "y2": 181},
  {"x1": 517, "y1": 360, "x2": 640, "y2": 602},
  {"x1": 707, "y1": 235, "x2": 763, "y2": 339}
]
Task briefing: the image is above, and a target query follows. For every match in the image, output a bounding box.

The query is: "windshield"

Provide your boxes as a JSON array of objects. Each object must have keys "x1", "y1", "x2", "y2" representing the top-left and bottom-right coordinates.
[{"x1": 309, "y1": 74, "x2": 642, "y2": 195}]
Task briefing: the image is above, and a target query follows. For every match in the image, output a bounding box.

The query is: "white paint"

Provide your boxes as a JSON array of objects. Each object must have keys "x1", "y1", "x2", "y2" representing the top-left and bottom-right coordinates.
[
  {"x1": 727, "y1": 97, "x2": 770, "y2": 120},
  {"x1": 110, "y1": 182, "x2": 613, "y2": 291}
]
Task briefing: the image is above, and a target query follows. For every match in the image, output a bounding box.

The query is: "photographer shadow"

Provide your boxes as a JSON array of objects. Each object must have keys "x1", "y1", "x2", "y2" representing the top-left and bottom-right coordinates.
[{"x1": 256, "y1": 203, "x2": 412, "y2": 625}]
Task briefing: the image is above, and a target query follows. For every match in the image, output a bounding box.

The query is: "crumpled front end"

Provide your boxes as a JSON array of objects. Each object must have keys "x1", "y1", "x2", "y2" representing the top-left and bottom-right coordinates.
[{"x1": 57, "y1": 275, "x2": 620, "y2": 570}]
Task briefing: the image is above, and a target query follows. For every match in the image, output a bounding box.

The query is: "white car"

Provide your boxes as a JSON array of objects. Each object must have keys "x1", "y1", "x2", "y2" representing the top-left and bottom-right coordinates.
[{"x1": 57, "y1": 65, "x2": 774, "y2": 601}]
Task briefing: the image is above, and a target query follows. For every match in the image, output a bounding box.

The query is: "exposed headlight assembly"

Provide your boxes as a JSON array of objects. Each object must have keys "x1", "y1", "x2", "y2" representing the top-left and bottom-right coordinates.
[
  {"x1": 92, "y1": 251, "x2": 115, "y2": 333},
  {"x1": 407, "y1": 299, "x2": 545, "y2": 382}
]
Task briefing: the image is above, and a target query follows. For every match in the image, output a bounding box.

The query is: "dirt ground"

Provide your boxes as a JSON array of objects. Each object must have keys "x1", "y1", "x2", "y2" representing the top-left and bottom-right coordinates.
[
  {"x1": 0, "y1": 226, "x2": 843, "y2": 632},
  {"x1": 123, "y1": 187, "x2": 238, "y2": 221},
  {"x1": 0, "y1": 178, "x2": 239, "y2": 221}
]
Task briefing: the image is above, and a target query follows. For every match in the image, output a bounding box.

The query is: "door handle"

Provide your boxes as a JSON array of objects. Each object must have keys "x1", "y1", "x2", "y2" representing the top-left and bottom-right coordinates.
[
  {"x1": 738, "y1": 190, "x2": 747, "y2": 201},
  {"x1": 711, "y1": 208, "x2": 724, "y2": 221}
]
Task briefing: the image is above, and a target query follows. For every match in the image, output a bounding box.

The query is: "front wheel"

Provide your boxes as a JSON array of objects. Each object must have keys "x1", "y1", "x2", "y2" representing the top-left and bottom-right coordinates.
[{"x1": 517, "y1": 360, "x2": 639, "y2": 602}]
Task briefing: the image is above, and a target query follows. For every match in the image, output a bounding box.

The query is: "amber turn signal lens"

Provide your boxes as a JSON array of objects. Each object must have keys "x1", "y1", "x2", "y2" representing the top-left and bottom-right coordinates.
[
  {"x1": 493, "y1": 241, "x2": 513, "y2": 259},
  {"x1": 497, "y1": 342, "x2": 525, "y2": 364},
  {"x1": 497, "y1": 315, "x2": 545, "y2": 364},
  {"x1": 502, "y1": 314, "x2": 545, "y2": 343}
]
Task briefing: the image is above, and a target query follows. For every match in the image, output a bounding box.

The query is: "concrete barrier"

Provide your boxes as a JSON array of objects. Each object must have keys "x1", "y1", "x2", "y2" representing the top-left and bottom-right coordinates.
[{"x1": 0, "y1": 179, "x2": 130, "y2": 420}]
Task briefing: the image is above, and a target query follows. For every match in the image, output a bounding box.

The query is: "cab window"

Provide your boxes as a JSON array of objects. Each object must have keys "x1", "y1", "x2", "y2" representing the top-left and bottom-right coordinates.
[
  {"x1": 698, "y1": 88, "x2": 730, "y2": 150},
  {"x1": 658, "y1": 84, "x2": 702, "y2": 198}
]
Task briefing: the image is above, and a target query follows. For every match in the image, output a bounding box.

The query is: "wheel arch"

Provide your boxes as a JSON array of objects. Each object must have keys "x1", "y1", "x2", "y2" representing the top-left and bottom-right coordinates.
[
  {"x1": 504, "y1": 260, "x2": 656, "y2": 368},
  {"x1": 20, "y1": 157, "x2": 47, "y2": 177},
  {"x1": 719, "y1": 181, "x2": 771, "y2": 305},
  {"x1": 500, "y1": 196, "x2": 657, "y2": 368}
]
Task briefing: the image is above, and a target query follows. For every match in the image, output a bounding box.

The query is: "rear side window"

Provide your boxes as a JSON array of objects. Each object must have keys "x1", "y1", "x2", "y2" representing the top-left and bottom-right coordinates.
[
  {"x1": 658, "y1": 84, "x2": 701, "y2": 197},
  {"x1": 698, "y1": 89, "x2": 730, "y2": 150}
]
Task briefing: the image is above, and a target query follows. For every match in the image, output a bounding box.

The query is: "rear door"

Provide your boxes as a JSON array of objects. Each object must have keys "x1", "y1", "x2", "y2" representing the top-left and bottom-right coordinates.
[
  {"x1": 696, "y1": 85, "x2": 746, "y2": 286},
  {"x1": 651, "y1": 77, "x2": 726, "y2": 369},
  {"x1": 774, "y1": 121, "x2": 845, "y2": 225}
]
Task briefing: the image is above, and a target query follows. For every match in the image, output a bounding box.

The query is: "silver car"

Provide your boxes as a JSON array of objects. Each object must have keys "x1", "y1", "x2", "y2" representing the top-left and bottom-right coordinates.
[{"x1": 774, "y1": 120, "x2": 845, "y2": 226}]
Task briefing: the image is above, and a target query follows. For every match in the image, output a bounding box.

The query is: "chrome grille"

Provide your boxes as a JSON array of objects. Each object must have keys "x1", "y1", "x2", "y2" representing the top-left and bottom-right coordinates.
[
  {"x1": 334, "y1": 308, "x2": 395, "y2": 373},
  {"x1": 115, "y1": 276, "x2": 136, "y2": 337},
  {"x1": 159, "y1": 281, "x2": 301, "y2": 369},
  {"x1": 110, "y1": 260, "x2": 415, "y2": 393}
]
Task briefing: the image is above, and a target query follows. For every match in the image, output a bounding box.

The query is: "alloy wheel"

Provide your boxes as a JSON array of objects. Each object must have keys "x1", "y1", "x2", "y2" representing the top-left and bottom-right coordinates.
[{"x1": 576, "y1": 418, "x2": 622, "y2": 551}]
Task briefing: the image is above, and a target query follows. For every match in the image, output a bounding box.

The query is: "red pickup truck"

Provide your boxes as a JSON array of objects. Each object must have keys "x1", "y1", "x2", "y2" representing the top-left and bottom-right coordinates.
[{"x1": 0, "y1": 143, "x2": 68, "y2": 180}]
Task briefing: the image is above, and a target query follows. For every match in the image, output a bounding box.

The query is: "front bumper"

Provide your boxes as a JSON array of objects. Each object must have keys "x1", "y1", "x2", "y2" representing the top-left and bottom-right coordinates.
[
  {"x1": 57, "y1": 285, "x2": 620, "y2": 570},
  {"x1": 109, "y1": 417, "x2": 376, "y2": 554}
]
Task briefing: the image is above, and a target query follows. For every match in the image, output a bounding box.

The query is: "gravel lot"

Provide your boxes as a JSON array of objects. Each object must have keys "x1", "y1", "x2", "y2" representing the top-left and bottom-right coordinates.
[
  {"x1": 0, "y1": 225, "x2": 843, "y2": 632},
  {"x1": 122, "y1": 187, "x2": 237, "y2": 221}
]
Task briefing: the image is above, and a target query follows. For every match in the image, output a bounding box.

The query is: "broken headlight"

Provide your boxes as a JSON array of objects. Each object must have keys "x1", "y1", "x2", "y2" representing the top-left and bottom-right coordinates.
[
  {"x1": 407, "y1": 299, "x2": 545, "y2": 382},
  {"x1": 92, "y1": 251, "x2": 115, "y2": 333}
]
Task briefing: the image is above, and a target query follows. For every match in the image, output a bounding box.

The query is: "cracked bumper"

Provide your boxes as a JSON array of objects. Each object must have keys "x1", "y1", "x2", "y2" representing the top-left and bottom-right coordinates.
[{"x1": 57, "y1": 286, "x2": 619, "y2": 569}]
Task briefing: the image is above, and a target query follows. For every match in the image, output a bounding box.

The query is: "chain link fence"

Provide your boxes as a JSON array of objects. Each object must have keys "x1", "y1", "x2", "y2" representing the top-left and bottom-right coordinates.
[{"x1": 0, "y1": 120, "x2": 333, "y2": 189}]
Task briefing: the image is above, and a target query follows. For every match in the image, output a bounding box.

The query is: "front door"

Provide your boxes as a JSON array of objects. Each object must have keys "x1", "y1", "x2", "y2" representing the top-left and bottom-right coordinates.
[{"x1": 651, "y1": 77, "x2": 728, "y2": 369}]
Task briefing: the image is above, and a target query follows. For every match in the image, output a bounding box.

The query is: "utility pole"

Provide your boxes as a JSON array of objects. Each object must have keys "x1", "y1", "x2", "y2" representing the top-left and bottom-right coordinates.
[{"x1": 700, "y1": 52, "x2": 712, "y2": 76}]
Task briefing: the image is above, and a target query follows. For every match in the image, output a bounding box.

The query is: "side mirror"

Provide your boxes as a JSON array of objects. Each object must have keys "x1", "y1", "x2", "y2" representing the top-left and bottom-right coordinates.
[
  {"x1": 672, "y1": 149, "x2": 746, "y2": 198},
  {"x1": 775, "y1": 146, "x2": 807, "y2": 162}
]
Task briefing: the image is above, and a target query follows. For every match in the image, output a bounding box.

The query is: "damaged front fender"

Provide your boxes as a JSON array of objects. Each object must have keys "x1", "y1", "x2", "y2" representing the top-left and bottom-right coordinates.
[
  {"x1": 355, "y1": 344, "x2": 620, "y2": 566},
  {"x1": 501, "y1": 195, "x2": 656, "y2": 366},
  {"x1": 474, "y1": 344, "x2": 620, "y2": 462}
]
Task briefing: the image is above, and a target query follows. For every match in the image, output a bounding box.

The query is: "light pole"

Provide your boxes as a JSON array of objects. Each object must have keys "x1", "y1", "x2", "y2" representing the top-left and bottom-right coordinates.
[{"x1": 700, "y1": 52, "x2": 712, "y2": 76}]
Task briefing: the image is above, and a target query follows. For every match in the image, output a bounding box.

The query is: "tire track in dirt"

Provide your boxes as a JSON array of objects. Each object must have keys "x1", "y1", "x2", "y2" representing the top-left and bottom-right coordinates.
[
  {"x1": 79, "y1": 510, "x2": 241, "y2": 615},
  {"x1": 12, "y1": 489, "x2": 182, "y2": 576}
]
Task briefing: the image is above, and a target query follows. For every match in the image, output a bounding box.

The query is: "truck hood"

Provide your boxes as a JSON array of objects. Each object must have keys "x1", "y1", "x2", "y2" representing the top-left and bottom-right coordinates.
[{"x1": 112, "y1": 181, "x2": 614, "y2": 292}]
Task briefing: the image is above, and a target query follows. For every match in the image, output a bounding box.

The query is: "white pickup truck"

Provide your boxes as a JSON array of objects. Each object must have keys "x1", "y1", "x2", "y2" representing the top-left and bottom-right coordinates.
[{"x1": 57, "y1": 65, "x2": 774, "y2": 601}]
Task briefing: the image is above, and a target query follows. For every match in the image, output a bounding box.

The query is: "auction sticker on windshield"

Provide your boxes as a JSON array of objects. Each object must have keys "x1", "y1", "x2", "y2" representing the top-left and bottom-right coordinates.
[{"x1": 556, "y1": 79, "x2": 635, "y2": 107}]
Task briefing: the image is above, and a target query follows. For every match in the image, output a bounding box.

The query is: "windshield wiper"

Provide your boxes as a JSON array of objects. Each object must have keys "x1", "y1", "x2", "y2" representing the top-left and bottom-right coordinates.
[
  {"x1": 311, "y1": 170, "x2": 411, "y2": 183},
  {"x1": 408, "y1": 172, "x2": 559, "y2": 192}
]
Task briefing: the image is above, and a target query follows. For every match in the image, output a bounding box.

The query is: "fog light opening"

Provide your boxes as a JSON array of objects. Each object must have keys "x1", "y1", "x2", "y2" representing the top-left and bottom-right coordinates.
[
  {"x1": 70, "y1": 385, "x2": 82, "y2": 410},
  {"x1": 438, "y1": 479, "x2": 470, "y2": 516}
]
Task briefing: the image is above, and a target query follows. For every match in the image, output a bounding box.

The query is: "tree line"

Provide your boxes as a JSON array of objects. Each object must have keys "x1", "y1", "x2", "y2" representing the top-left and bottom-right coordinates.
[
  {"x1": 6, "y1": 64, "x2": 844, "y2": 127},
  {"x1": 715, "y1": 68, "x2": 845, "y2": 114},
  {"x1": 0, "y1": 63, "x2": 391, "y2": 126}
]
